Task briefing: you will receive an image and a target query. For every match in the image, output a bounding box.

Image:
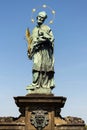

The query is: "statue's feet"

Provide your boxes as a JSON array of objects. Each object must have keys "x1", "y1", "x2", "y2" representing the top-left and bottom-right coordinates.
[
  {"x1": 26, "y1": 84, "x2": 35, "y2": 90},
  {"x1": 26, "y1": 83, "x2": 39, "y2": 90}
]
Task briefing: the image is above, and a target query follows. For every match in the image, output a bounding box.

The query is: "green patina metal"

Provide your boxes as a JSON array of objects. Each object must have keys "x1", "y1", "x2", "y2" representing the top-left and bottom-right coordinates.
[{"x1": 26, "y1": 11, "x2": 55, "y2": 94}]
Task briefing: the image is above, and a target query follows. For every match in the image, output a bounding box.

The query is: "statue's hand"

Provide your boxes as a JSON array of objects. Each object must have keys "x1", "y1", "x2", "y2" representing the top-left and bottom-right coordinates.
[
  {"x1": 27, "y1": 50, "x2": 32, "y2": 60},
  {"x1": 38, "y1": 36, "x2": 47, "y2": 42}
]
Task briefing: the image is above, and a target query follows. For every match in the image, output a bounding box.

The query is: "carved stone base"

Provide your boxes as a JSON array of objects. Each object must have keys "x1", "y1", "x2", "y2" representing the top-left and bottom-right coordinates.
[
  {"x1": 0, "y1": 94, "x2": 86, "y2": 129},
  {"x1": 0, "y1": 116, "x2": 85, "y2": 130},
  {"x1": 14, "y1": 94, "x2": 66, "y2": 130}
]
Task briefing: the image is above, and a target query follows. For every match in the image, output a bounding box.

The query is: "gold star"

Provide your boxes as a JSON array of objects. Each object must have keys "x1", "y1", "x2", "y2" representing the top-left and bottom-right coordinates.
[
  {"x1": 32, "y1": 8, "x2": 36, "y2": 12},
  {"x1": 52, "y1": 10, "x2": 55, "y2": 14},
  {"x1": 31, "y1": 19, "x2": 35, "y2": 23},
  {"x1": 42, "y1": 4, "x2": 47, "y2": 8},
  {"x1": 49, "y1": 20, "x2": 53, "y2": 24}
]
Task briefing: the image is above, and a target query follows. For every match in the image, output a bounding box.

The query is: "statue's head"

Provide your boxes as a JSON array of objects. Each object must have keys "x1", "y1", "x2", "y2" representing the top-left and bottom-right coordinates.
[{"x1": 37, "y1": 11, "x2": 47, "y2": 25}]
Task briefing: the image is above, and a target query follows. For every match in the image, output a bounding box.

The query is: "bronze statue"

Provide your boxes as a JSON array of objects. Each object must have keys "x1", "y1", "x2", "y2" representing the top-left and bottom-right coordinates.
[{"x1": 26, "y1": 11, "x2": 55, "y2": 94}]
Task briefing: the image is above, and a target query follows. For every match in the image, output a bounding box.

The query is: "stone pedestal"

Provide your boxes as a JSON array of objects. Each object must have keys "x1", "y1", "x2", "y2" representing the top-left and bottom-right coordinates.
[
  {"x1": 0, "y1": 94, "x2": 85, "y2": 130},
  {"x1": 14, "y1": 94, "x2": 66, "y2": 130}
]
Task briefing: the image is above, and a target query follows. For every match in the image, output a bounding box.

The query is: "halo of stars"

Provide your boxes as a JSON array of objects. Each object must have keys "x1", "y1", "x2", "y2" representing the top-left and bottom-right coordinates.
[{"x1": 31, "y1": 4, "x2": 56, "y2": 24}]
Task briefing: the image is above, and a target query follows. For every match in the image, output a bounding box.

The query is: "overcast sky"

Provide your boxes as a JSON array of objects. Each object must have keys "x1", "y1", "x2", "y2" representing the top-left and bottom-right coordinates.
[{"x1": 0, "y1": 0, "x2": 87, "y2": 124}]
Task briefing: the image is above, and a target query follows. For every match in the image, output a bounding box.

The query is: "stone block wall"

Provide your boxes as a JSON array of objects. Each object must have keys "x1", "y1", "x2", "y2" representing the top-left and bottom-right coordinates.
[{"x1": 0, "y1": 116, "x2": 86, "y2": 130}]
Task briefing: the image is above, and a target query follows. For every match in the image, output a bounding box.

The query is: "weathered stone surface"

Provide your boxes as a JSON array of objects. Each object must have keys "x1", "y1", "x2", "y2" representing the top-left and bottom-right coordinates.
[
  {"x1": 14, "y1": 94, "x2": 66, "y2": 130},
  {"x1": 65, "y1": 116, "x2": 85, "y2": 124},
  {"x1": 55, "y1": 116, "x2": 85, "y2": 125},
  {"x1": 0, "y1": 116, "x2": 24, "y2": 123},
  {"x1": 0, "y1": 116, "x2": 86, "y2": 130},
  {"x1": 0, "y1": 95, "x2": 86, "y2": 130},
  {"x1": 55, "y1": 125, "x2": 86, "y2": 130},
  {"x1": 55, "y1": 116, "x2": 86, "y2": 130},
  {"x1": 0, "y1": 116, "x2": 25, "y2": 130}
]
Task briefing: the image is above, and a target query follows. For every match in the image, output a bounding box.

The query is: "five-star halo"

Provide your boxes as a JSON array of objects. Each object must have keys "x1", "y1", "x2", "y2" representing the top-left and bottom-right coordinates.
[{"x1": 31, "y1": 4, "x2": 56, "y2": 24}]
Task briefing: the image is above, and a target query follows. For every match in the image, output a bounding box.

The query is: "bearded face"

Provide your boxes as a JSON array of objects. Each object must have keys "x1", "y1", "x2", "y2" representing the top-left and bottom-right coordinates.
[{"x1": 37, "y1": 16, "x2": 45, "y2": 25}]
